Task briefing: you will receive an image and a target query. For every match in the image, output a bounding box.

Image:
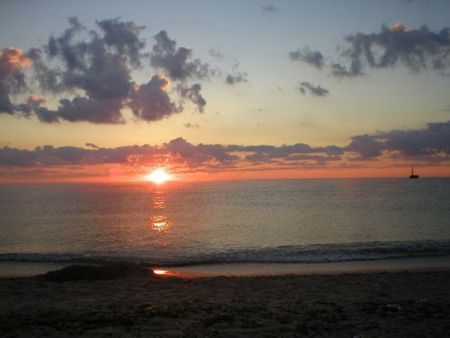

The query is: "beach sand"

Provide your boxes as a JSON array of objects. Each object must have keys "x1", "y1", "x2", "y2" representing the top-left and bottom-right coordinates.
[{"x1": 1, "y1": 264, "x2": 449, "y2": 337}]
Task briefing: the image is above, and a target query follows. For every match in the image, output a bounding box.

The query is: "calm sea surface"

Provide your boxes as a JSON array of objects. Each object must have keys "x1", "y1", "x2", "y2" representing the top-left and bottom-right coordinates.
[{"x1": 1, "y1": 179, "x2": 450, "y2": 265}]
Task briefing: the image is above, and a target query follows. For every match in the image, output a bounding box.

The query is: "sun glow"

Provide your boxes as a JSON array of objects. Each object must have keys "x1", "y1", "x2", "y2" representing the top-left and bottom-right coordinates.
[{"x1": 144, "y1": 168, "x2": 171, "y2": 184}]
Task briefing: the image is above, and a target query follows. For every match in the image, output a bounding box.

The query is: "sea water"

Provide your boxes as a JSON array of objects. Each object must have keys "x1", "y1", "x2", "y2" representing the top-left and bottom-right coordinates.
[{"x1": 1, "y1": 179, "x2": 450, "y2": 266}]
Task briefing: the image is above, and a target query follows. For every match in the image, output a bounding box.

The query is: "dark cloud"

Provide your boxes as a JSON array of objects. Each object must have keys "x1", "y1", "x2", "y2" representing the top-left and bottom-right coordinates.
[
  {"x1": 166, "y1": 137, "x2": 236, "y2": 166},
  {"x1": 26, "y1": 47, "x2": 60, "y2": 92},
  {"x1": 15, "y1": 95, "x2": 46, "y2": 118},
  {"x1": 0, "y1": 138, "x2": 338, "y2": 169},
  {"x1": 333, "y1": 23, "x2": 450, "y2": 77},
  {"x1": 47, "y1": 17, "x2": 86, "y2": 70},
  {"x1": 177, "y1": 83, "x2": 206, "y2": 112},
  {"x1": 0, "y1": 48, "x2": 30, "y2": 114},
  {"x1": 347, "y1": 134, "x2": 384, "y2": 158},
  {"x1": 12, "y1": 17, "x2": 145, "y2": 123},
  {"x1": 377, "y1": 121, "x2": 450, "y2": 156},
  {"x1": 96, "y1": 18, "x2": 145, "y2": 66},
  {"x1": 44, "y1": 17, "x2": 138, "y2": 99},
  {"x1": 227, "y1": 143, "x2": 342, "y2": 165},
  {"x1": 289, "y1": 47, "x2": 325, "y2": 69},
  {"x1": 298, "y1": 81, "x2": 329, "y2": 97},
  {"x1": 1, "y1": 18, "x2": 213, "y2": 124},
  {"x1": 0, "y1": 144, "x2": 157, "y2": 167},
  {"x1": 37, "y1": 97, "x2": 125, "y2": 124},
  {"x1": 151, "y1": 30, "x2": 211, "y2": 81},
  {"x1": 347, "y1": 121, "x2": 450, "y2": 158},
  {"x1": 289, "y1": 24, "x2": 450, "y2": 78},
  {"x1": 129, "y1": 75, "x2": 180, "y2": 122}
]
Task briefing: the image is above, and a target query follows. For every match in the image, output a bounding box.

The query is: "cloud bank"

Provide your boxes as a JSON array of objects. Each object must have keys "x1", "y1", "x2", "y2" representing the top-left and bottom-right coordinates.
[{"x1": 1, "y1": 121, "x2": 449, "y2": 177}]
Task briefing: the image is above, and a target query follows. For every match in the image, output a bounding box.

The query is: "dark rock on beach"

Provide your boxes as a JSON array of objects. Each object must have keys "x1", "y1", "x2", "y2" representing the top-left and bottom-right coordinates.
[{"x1": 37, "y1": 263, "x2": 148, "y2": 282}]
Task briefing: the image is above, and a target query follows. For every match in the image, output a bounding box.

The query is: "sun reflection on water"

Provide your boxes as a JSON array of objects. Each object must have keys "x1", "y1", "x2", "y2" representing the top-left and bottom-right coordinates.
[
  {"x1": 150, "y1": 215, "x2": 170, "y2": 232},
  {"x1": 153, "y1": 195, "x2": 165, "y2": 209},
  {"x1": 149, "y1": 191, "x2": 172, "y2": 233}
]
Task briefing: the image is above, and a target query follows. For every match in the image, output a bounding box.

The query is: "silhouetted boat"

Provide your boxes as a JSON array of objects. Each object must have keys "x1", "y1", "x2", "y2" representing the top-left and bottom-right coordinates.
[{"x1": 409, "y1": 167, "x2": 419, "y2": 179}]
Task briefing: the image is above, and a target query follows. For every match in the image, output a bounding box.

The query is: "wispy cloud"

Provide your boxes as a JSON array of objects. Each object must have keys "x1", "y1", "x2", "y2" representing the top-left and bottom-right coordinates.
[
  {"x1": 298, "y1": 81, "x2": 329, "y2": 97},
  {"x1": 261, "y1": 4, "x2": 277, "y2": 13},
  {"x1": 289, "y1": 24, "x2": 450, "y2": 78},
  {"x1": 289, "y1": 47, "x2": 325, "y2": 69}
]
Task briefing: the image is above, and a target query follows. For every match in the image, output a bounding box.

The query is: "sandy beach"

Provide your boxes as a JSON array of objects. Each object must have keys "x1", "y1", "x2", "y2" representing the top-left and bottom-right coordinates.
[{"x1": 1, "y1": 264, "x2": 450, "y2": 337}]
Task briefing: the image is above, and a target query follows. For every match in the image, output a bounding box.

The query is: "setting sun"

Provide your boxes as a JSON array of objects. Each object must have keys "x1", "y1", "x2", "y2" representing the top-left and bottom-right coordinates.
[{"x1": 144, "y1": 168, "x2": 171, "y2": 184}]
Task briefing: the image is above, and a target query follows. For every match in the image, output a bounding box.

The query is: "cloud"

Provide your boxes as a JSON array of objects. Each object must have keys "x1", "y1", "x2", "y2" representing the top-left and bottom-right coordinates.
[
  {"x1": 209, "y1": 49, "x2": 223, "y2": 59},
  {"x1": 0, "y1": 137, "x2": 341, "y2": 169},
  {"x1": 347, "y1": 134, "x2": 384, "y2": 158},
  {"x1": 0, "y1": 18, "x2": 213, "y2": 123},
  {"x1": 183, "y1": 122, "x2": 200, "y2": 128},
  {"x1": 347, "y1": 121, "x2": 450, "y2": 158},
  {"x1": 289, "y1": 47, "x2": 325, "y2": 69},
  {"x1": 1, "y1": 121, "x2": 449, "y2": 176},
  {"x1": 26, "y1": 47, "x2": 60, "y2": 92},
  {"x1": 166, "y1": 137, "x2": 236, "y2": 166},
  {"x1": 36, "y1": 97, "x2": 125, "y2": 124},
  {"x1": 298, "y1": 81, "x2": 329, "y2": 97},
  {"x1": 0, "y1": 48, "x2": 30, "y2": 114},
  {"x1": 261, "y1": 4, "x2": 277, "y2": 13},
  {"x1": 150, "y1": 30, "x2": 211, "y2": 81},
  {"x1": 225, "y1": 63, "x2": 248, "y2": 85},
  {"x1": 332, "y1": 23, "x2": 450, "y2": 77},
  {"x1": 330, "y1": 60, "x2": 363, "y2": 78},
  {"x1": 96, "y1": 18, "x2": 146, "y2": 67},
  {"x1": 177, "y1": 83, "x2": 206, "y2": 112},
  {"x1": 289, "y1": 24, "x2": 450, "y2": 78},
  {"x1": 15, "y1": 95, "x2": 46, "y2": 118},
  {"x1": 0, "y1": 144, "x2": 157, "y2": 167},
  {"x1": 226, "y1": 73, "x2": 248, "y2": 85},
  {"x1": 129, "y1": 75, "x2": 180, "y2": 121},
  {"x1": 227, "y1": 143, "x2": 342, "y2": 163},
  {"x1": 47, "y1": 17, "x2": 86, "y2": 70},
  {"x1": 4, "y1": 17, "x2": 146, "y2": 123}
]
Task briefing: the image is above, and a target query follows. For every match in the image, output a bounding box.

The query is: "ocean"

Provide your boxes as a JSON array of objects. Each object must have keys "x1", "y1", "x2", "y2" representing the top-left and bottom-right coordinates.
[{"x1": 1, "y1": 178, "x2": 450, "y2": 268}]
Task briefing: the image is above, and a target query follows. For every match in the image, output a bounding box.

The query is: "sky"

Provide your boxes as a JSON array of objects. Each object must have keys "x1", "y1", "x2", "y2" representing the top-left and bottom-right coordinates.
[{"x1": 0, "y1": 0, "x2": 449, "y2": 182}]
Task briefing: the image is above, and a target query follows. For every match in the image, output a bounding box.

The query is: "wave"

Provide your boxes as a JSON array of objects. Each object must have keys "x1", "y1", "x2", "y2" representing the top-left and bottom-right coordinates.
[{"x1": 1, "y1": 240, "x2": 450, "y2": 266}]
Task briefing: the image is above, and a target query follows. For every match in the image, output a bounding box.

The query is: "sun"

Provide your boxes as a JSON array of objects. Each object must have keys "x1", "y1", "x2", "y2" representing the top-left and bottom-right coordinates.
[{"x1": 144, "y1": 168, "x2": 171, "y2": 184}]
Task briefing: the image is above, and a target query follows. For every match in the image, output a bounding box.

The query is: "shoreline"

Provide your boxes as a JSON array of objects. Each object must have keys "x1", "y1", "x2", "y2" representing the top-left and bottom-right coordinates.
[
  {"x1": 2, "y1": 254, "x2": 450, "y2": 279},
  {"x1": 161, "y1": 255, "x2": 450, "y2": 278}
]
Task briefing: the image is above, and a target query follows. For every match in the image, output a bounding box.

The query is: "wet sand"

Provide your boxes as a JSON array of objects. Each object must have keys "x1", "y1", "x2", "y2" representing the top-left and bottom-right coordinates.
[{"x1": 1, "y1": 264, "x2": 450, "y2": 337}]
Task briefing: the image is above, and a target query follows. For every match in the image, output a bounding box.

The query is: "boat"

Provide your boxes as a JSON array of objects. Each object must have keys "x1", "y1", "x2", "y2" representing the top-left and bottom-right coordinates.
[{"x1": 409, "y1": 167, "x2": 419, "y2": 179}]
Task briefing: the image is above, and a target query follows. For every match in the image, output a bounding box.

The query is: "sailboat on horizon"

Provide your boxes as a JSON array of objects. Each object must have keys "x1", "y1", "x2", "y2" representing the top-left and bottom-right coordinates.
[{"x1": 409, "y1": 167, "x2": 419, "y2": 179}]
